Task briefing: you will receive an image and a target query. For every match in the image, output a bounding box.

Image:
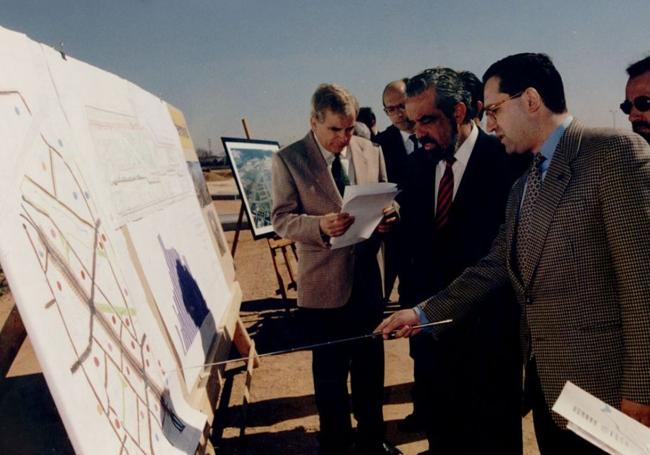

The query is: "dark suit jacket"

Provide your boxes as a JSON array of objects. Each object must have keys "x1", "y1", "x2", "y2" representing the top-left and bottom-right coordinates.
[
  {"x1": 421, "y1": 120, "x2": 650, "y2": 426},
  {"x1": 375, "y1": 125, "x2": 410, "y2": 186},
  {"x1": 399, "y1": 128, "x2": 529, "y2": 304}
]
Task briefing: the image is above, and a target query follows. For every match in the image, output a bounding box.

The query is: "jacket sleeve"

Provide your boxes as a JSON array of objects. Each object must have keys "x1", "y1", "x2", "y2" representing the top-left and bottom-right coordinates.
[
  {"x1": 271, "y1": 151, "x2": 328, "y2": 247},
  {"x1": 419, "y1": 200, "x2": 511, "y2": 330}
]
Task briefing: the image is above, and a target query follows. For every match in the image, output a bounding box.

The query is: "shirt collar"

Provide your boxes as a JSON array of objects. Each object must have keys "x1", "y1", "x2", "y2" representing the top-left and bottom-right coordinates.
[
  {"x1": 453, "y1": 122, "x2": 479, "y2": 167},
  {"x1": 313, "y1": 131, "x2": 348, "y2": 165},
  {"x1": 538, "y1": 115, "x2": 573, "y2": 172}
]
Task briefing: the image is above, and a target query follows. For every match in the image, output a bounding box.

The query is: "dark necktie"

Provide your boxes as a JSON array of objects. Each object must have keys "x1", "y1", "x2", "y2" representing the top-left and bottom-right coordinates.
[
  {"x1": 515, "y1": 153, "x2": 546, "y2": 279},
  {"x1": 435, "y1": 157, "x2": 455, "y2": 230},
  {"x1": 331, "y1": 154, "x2": 349, "y2": 196}
]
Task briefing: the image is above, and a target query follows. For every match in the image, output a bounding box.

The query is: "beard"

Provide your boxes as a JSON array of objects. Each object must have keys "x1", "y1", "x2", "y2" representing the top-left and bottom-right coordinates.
[
  {"x1": 419, "y1": 122, "x2": 458, "y2": 160},
  {"x1": 632, "y1": 121, "x2": 650, "y2": 144}
]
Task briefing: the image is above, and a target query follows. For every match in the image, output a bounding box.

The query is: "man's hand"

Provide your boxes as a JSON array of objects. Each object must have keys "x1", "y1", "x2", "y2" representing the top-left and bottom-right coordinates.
[
  {"x1": 375, "y1": 309, "x2": 420, "y2": 339},
  {"x1": 376, "y1": 206, "x2": 398, "y2": 234},
  {"x1": 320, "y1": 212, "x2": 354, "y2": 238},
  {"x1": 621, "y1": 399, "x2": 650, "y2": 427}
]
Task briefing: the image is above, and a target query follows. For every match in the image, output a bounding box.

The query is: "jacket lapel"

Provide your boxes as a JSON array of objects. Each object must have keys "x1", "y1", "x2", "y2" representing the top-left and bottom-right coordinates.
[
  {"x1": 300, "y1": 132, "x2": 342, "y2": 206},
  {"x1": 350, "y1": 138, "x2": 370, "y2": 184},
  {"x1": 507, "y1": 176, "x2": 526, "y2": 292},
  {"x1": 520, "y1": 120, "x2": 583, "y2": 288}
]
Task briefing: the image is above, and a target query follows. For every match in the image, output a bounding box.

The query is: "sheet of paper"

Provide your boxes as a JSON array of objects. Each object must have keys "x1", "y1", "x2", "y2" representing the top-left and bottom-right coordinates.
[
  {"x1": 552, "y1": 381, "x2": 650, "y2": 455},
  {"x1": 330, "y1": 182, "x2": 399, "y2": 249}
]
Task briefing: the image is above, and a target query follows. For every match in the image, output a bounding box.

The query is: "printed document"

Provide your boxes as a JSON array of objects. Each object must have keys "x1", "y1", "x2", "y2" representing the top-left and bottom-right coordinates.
[
  {"x1": 330, "y1": 182, "x2": 399, "y2": 249},
  {"x1": 552, "y1": 381, "x2": 650, "y2": 454}
]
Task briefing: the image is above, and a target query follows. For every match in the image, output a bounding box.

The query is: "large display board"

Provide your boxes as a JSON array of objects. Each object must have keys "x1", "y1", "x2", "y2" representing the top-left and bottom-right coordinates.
[{"x1": 0, "y1": 26, "x2": 235, "y2": 454}]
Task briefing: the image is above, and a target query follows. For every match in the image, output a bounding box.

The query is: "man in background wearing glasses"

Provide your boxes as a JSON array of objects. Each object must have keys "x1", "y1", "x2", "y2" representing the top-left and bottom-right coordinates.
[
  {"x1": 379, "y1": 53, "x2": 650, "y2": 454},
  {"x1": 375, "y1": 80, "x2": 417, "y2": 316},
  {"x1": 623, "y1": 55, "x2": 650, "y2": 144}
]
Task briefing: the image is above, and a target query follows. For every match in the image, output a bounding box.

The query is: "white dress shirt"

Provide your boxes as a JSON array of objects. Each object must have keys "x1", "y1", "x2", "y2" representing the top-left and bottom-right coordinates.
[
  {"x1": 314, "y1": 133, "x2": 357, "y2": 186},
  {"x1": 434, "y1": 123, "x2": 478, "y2": 212},
  {"x1": 400, "y1": 130, "x2": 417, "y2": 155}
]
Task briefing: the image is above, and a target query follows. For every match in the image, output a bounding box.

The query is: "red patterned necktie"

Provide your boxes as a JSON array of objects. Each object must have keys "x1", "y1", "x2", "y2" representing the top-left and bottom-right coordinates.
[{"x1": 435, "y1": 157, "x2": 455, "y2": 230}]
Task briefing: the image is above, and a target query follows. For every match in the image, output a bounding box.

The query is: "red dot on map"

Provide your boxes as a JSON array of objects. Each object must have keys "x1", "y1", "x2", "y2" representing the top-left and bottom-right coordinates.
[
  {"x1": 111, "y1": 315, "x2": 116, "y2": 325},
  {"x1": 80, "y1": 270, "x2": 86, "y2": 280},
  {"x1": 101, "y1": 234, "x2": 107, "y2": 242},
  {"x1": 126, "y1": 366, "x2": 130, "y2": 376},
  {"x1": 56, "y1": 282, "x2": 62, "y2": 291},
  {"x1": 93, "y1": 357, "x2": 100, "y2": 367},
  {"x1": 114, "y1": 419, "x2": 121, "y2": 429},
  {"x1": 130, "y1": 340, "x2": 136, "y2": 350},
  {"x1": 146, "y1": 345, "x2": 150, "y2": 353},
  {"x1": 125, "y1": 319, "x2": 130, "y2": 327}
]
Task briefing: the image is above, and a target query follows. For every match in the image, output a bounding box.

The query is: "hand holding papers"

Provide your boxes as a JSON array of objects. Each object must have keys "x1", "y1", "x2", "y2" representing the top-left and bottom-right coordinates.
[
  {"x1": 552, "y1": 381, "x2": 650, "y2": 454},
  {"x1": 328, "y1": 182, "x2": 399, "y2": 249}
]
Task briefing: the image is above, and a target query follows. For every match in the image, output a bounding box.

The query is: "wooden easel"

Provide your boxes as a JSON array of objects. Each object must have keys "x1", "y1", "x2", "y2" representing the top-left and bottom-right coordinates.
[{"x1": 229, "y1": 119, "x2": 298, "y2": 312}]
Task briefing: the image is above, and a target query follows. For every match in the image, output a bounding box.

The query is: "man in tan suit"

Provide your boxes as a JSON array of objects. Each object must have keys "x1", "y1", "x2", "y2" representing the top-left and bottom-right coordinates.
[
  {"x1": 272, "y1": 84, "x2": 400, "y2": 455},
  {"x1": 379, "y1": 53, "x2": 650, "y2": 454}
]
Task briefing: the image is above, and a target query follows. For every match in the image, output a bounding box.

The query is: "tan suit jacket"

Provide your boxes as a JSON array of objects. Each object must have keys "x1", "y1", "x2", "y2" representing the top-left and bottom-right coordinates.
[
  {"x1": 272, "y1": 132, "x2": 387, "y2": 309},
  {"x1": 421, "y1": 120, "x2": 650, "y2": 425}
]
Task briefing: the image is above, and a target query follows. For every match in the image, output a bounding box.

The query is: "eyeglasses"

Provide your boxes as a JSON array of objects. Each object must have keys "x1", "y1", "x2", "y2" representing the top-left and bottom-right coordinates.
[
  {"x1": 384, "y1": 104, "x2": 405, "y2": 115},
  {"x1": 484, "y1": 91, "x2": 524, "y2": 120},
  {"x1": 620, "y1": 96, "x2": 650, "y2": 115}
]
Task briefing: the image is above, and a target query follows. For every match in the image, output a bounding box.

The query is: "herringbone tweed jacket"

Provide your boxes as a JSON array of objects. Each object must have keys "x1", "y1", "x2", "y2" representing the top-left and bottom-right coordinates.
[
  {"x1": 271, "y1": 132, "x2": 387, "y2": 309},
  {"x1": 420, "y1": 120, "x2": 650, "y2": 426}
]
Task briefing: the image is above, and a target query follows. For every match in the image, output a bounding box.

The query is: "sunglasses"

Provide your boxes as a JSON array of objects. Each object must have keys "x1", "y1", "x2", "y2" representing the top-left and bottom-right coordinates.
[{"x1": 620, "y1": 96, "x2": 650, "y2": 115}]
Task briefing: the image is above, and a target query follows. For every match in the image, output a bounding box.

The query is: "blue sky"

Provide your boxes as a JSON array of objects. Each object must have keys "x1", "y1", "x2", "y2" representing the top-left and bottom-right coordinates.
[{"x1": 1, "y1": 0, "x2": 648, "y2": 152}]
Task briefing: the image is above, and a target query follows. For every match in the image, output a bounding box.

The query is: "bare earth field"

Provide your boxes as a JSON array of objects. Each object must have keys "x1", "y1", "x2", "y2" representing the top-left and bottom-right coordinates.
[{"x1": 0, "y1": 190, "x2": 541, "y2": 454}]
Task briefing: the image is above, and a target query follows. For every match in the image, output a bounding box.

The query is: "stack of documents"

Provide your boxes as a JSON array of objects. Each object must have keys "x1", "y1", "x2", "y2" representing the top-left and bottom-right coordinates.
[
  {"x1": 553, "y1": 381, "x2": 650, "y2": 454},
  {"x1": 330, "y1": 182, "x2": 399, "y2": 249}
]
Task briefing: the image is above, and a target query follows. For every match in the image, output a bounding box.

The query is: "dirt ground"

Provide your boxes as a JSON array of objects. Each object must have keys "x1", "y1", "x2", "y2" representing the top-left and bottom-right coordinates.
[{"x1": 0, "y1": 188, "x2": 541, "y2": 454}]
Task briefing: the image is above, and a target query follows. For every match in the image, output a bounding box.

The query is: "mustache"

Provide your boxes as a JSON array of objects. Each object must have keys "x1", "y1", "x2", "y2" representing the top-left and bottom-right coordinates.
[
  {"x1": 632, "y1": 121, "x2": 650, "y2": 132},
  {"x1": 419, "y1": 136, "x2": 441, "y2": 148}
]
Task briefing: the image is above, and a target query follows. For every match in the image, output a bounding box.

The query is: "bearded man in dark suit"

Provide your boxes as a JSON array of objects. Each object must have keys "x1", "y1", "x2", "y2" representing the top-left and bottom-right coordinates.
[{"x1": 396, "y1": 67, "x2": 528, "y2": 454}]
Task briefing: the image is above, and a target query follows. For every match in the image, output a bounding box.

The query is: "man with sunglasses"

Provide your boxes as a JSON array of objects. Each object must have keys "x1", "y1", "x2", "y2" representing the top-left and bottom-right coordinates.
[
  {"x1": 623, "y1": 55, "x2": 650, "y2": 144},
  {"x1": 378, "y1": 53, "x2": 650, "y2": 454}
]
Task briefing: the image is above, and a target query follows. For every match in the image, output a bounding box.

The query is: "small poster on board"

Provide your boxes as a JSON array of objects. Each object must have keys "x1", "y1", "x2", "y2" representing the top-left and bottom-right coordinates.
[{"x1": 221, "y1": 137, "x2": 279, "y2": 239}]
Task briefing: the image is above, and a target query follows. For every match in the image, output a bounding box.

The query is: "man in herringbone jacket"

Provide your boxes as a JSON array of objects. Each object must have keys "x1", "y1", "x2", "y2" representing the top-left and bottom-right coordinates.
[{"x1": 378, "y1": 53, "x2": 650, "y2": 454}]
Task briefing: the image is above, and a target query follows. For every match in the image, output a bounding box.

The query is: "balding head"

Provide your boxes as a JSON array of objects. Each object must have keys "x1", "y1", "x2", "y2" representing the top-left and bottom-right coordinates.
[{"x1": 382, "y1": 79, "x2": 412, "y2": 132}]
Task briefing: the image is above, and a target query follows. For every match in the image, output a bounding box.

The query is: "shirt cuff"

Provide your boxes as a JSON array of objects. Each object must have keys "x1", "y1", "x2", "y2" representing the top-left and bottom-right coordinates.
[{"x1": 413, "y1": 305, "x2": 429, "y2": 325}]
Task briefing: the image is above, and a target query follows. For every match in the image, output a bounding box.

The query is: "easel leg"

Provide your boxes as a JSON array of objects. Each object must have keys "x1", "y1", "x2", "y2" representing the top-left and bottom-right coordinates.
[{"x1": 230, "y1": 203, "x2": 245, "y2": 258}]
